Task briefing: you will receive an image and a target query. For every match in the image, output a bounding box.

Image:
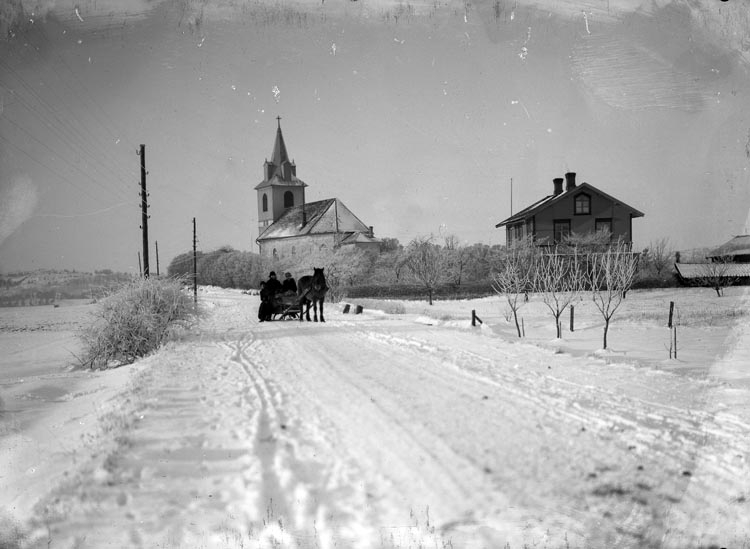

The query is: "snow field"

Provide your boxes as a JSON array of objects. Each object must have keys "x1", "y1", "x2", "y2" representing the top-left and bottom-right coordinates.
[{"x1": 1, "y1": 285, "x2": 749, "y2": 548}]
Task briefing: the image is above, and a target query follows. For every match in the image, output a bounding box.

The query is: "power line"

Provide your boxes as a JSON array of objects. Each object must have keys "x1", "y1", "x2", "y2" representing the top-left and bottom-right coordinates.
[
  {"x1": 1, "y1": 113, "x2": 132, "y2": 202},
  {"x1": 0, "y1": 36, "x2": 137, "y2": 195},
  {"x1": 0, "y1": 133, "x2": 113, "y2": 205},
  {"x1": 0, "y1": 63, "x2": 135, "y2": 191}
]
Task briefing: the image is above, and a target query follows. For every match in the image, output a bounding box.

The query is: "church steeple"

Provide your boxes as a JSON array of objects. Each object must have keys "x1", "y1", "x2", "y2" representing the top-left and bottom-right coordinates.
[
  {"x1": 264, "y1": 116, "x2": 296, "y2": 181},
  {"x1": 271, "y1": 116, "x2": 289, "y2": 166},
  {"x1": 256, "y1": 118, "x2": 307, "y2": 236}
]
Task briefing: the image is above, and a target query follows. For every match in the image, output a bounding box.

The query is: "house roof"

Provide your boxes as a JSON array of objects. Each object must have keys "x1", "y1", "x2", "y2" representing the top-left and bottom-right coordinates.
[
  {"x1": 707, "y1": 235, "x2": 750, "y2": 259},
  {"x1": 495, "y1": 182, "x2": 645, "y2": 228},
  {"x1": 675, "y1": 262, "x2": 750, "y2": 279},
  {"x1": 257, "y1": 198, "x2": 375, "y2": 242}
]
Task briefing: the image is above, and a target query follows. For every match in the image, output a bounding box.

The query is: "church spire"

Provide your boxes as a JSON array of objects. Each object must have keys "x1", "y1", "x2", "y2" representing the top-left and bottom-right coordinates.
[{"x1": 271, "y1": 116, "x2": 290, "y2": 167}]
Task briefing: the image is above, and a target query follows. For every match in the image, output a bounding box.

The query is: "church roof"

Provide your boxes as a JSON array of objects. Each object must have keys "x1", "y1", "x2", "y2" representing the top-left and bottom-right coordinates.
[
  {"x1": 253, "y1": 174, "x2": 307, "y2": 190},
  {"x1": 340, "y1": 232, "x2": 381, "y2": 245},
  {"x1": 257, "y1": 198, "x2": 373, "y2": 242}
]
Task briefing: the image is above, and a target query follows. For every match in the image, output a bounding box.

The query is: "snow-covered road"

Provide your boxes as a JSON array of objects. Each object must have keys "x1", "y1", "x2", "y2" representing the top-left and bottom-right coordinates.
[{"x1": 8, "y1": 289, "x2": 750, "y2": 548}]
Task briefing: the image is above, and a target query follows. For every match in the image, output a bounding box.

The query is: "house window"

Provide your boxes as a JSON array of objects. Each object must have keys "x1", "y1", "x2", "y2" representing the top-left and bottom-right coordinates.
[
  {"x1": 553, "y1": 220, "x2": 571, "y2": 243},
  {"x1": 508, "y1": 223, "x2": 523, "y2": 244},
  {"x1": 262, "y1": 193, "x2": 268, "y2": 212},
  {"x1": 574, "y1": 193, "x2": 591, "y2": 215},
  {"x1": 272, "y1": 248, "x2": 278, "y2": 259},
  {"x1": 284, "y1": 191, "x2": 294, "y2": 208},
  {"x1": 595, "y1": 218, "x2": 612, "y2": 237}
]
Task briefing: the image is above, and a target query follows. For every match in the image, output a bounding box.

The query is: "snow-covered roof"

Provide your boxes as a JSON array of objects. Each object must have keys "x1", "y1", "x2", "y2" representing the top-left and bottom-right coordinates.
[
  {"x1": 257, "y1": 198, "x2": 373, "y2": 242},
  {"x1": 707, "y1": 235, "x2": 750, "y2": 259},
  {"x1": 339, "y1": 232, "x2": 380, "y2": 245},
  {"x1": 253, "y1": 173, "x2": 307, "y2": 190},
  {"x1": 674, "y1": 262, "x2": 750, "y2": 279}
]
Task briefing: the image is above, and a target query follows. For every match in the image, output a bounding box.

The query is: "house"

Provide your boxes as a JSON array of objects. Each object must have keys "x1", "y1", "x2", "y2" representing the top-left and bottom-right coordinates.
[
  {"x1": 495, "y1": 172, "x2": 645, "y2": 246},
  {"x1": 674, "y1": 235, "x2": 750, "y2": 283},
  {"x1": 707, "y1": 234, "x2": 750, "y2": 263},
  {"x1": 255, "y1": 119, "x2": 380, "y2": 259}
]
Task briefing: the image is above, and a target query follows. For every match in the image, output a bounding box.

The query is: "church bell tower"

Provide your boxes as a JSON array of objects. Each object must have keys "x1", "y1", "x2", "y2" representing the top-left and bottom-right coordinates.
[{"x1": 255, "y1": 117, "x2": 307, "y2": 236}]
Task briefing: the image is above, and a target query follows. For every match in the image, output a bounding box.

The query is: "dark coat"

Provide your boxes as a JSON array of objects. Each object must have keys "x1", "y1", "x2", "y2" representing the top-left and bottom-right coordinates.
[
  {"x1": 265, "y1": 277, "x2": 282, "y2": 295},
  {"x1": 281, "y1": 278, "x2": 297, "y2": 293}
]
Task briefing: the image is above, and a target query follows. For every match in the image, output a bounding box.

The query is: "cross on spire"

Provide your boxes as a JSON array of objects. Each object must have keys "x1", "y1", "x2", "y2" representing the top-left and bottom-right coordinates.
[{"x1": 276, "y1": 115, "x2": 282, "y2": 128}]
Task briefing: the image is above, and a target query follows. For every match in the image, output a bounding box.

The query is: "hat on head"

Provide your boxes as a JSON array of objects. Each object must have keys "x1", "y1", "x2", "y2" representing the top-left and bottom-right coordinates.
[
  {"x1": 269, "y1": 271, "x2": 276, "y2": 277},
  {"x1": 284, "y1": 272, "x2": 292, "y2": 277}
]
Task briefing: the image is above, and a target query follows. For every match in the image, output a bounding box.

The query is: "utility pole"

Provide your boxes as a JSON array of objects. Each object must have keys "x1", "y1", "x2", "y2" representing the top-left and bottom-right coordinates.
[
  {"x1": 155, "y1": 240, "x2": 160, "y2": 277},
  {"x1": 510, "y1": 177, "x2": 513, "y2": 216},
  {"x1": 137, "y1": 251, "x2": 142, "y2": 276},
  {"x1": 192, "y1": 217, "x2": 198, "y2": 305},
  {"x1": 138, "y1": 144, "x2": 150, "y2": 278}
]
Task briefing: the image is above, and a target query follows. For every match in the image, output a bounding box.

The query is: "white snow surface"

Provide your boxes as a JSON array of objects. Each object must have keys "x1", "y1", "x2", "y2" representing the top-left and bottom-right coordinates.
[{"x1": 1, "y1": 287, "x2": 750, "y2": 548}]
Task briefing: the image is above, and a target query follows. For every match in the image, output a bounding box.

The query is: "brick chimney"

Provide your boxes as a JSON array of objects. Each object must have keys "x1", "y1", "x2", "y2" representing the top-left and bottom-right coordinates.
[
  {"x1": 369, "y1": 226, "x2": 374, "y2": 238},
  {"x1": 565, "y1": 172, "x2": 577, "y2": 191},
  {"x1": 553, "y1": 177, "x2": 564, "y2": 196}
]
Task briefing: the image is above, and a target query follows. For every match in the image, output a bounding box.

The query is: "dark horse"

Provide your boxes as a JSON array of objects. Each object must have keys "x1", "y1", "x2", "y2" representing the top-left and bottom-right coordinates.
[{"x1": 297, "y1": 267, "x2": 328, "y2": 322}]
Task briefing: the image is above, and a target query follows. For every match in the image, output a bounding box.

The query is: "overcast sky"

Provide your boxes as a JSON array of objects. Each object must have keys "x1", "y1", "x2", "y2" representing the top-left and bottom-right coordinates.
[{"x1": 1, "y1": 0, "x2": 749, "y2": 273}]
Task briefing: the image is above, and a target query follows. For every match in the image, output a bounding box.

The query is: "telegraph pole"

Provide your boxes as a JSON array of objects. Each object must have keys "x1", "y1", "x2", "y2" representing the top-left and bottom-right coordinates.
[
  {"x1": 155, "y1": 240, "x2": 160, "y2": 277},
  {"x1": 192, "y1": 217, "x2": 198, "y2": 305},
  {"x1": 510, "y1": 177, "x2": 513, "y2": 215},
  {"x1": 138, "y1": 144, "x2": 150, "y2": 278}
]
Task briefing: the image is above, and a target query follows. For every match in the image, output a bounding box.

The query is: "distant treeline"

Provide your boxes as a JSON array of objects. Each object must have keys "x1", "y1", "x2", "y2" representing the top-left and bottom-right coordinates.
[
  {"x1": 0, "y1": 270, "x2": 133, "y2": 307},
  {"x1": 167, "y1": 247, "x2": 265, "y2": 289},
  {"x1": 165, "y1": 234, "x2": 682, "y2": 302}
]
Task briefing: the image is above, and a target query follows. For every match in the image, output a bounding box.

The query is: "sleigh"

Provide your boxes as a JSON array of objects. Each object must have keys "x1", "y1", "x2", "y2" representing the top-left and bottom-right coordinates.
[{"x1": 269, "y1": 292, "x2": 302, "y2": 321}]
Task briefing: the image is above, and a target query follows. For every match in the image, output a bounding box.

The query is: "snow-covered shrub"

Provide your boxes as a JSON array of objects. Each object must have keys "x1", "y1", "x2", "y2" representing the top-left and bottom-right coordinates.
[{"x1": 76, "y1": 277, "x2": 199, "y2": 369}]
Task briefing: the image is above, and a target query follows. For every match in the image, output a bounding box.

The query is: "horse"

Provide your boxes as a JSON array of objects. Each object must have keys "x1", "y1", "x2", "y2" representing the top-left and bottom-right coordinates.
[{"x1": 297, "y1": 267, "x2": 328, "y2": 322}]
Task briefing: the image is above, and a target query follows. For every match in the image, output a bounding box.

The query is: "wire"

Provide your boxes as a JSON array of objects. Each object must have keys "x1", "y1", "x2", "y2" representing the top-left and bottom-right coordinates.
[
  {"x1": 0, "y1": 35, "x2": 136, "y2": 197},
  {"x1": 0, "y1": 62, "x2": 135, "y2": 202},
  {"x1": 0, "y1": 133, "x2": 111, "y2": 204},
  {"x1": 1, "y1": 113, "x2": 132, "y2": 202},
  {"x1": 33, "y1": 202, "x2": 131, "y2": 218}
]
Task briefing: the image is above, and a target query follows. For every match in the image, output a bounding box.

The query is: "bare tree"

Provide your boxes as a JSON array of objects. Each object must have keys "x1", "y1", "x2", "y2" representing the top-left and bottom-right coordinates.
[
  {"x1": 443, "y1": 234, "x2": 468, "y2": 286},
  {"x1": 697, "y1": 257, "x2": 737, "y2": 297},
  {"x1": 647, "y1": 237, "x2": 673, "y2": 277},
  {"x1": 492, "y1": 238, "x2": 536, "y2": 337},
  {"x1": 404, "y1": 236, "x2": 445, "y2": 305},
  {"x1": 586, "y1": 242, "x2": 640, "y2": 349},
  {"x1": 534, "y1": 247, "x2": 582, "y2": 338}
]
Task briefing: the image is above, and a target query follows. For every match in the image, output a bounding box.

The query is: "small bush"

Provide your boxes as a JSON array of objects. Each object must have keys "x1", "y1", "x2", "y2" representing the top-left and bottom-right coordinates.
[{"x1": 77, "y1": 277, "x2": 198, "y2": 369}]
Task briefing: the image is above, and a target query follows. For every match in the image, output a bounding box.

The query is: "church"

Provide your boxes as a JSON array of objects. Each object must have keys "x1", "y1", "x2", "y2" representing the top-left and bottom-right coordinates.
[{"x1": 255, "y1": 118, "x2": 380, "y2": 259}]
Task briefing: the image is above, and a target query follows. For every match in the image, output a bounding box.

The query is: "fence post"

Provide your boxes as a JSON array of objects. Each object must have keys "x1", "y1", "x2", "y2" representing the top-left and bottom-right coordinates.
[
  {"x1": 668, "y1": 301, "x2": 674, "y2": 328},
  {"x1": 472, "y1": 310, "x2": 482, "y2": 327},
  {"x1": 342, "y1": 304, "x2": 351, "y2": 314},
  {"x1": 355, "y1": 305, "x2": 363, "y2": 314},
  {"x1": 569, "y1": 305, "x2": 575, "y2": 332}
]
